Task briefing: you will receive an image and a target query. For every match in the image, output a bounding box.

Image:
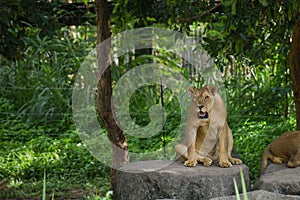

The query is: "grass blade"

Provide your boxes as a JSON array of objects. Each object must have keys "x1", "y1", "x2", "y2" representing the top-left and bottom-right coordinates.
[
  {"x1": 43, "y1": 169, "x2": 46, "y2": 200},
  {"x1": 233, "y1": 177, "x2": 240, "y2": 200},
  {"x1": 240, "y1": 168, "x2": 248, "y2": 200},
  {"x1": 51, "y1": 191, "x2": 55, "y2": 200}
]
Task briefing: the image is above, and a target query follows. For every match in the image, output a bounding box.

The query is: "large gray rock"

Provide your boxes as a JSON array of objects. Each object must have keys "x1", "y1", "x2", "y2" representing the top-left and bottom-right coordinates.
[
  {"x1": 211, "y1": 190, "x2": 300, "y2": 200},
  {"x1": 254, "y1": 163, "x2": 300, "y2": 195},
  {"x1": 113, "y1": 160, "x2": 250, "y2": 200}
]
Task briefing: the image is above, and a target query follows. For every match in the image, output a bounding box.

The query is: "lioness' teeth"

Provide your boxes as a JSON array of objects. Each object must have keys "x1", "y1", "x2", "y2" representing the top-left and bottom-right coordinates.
[
  {"x1": 199, "y1": 111, "x2": 206, "y2": 117},
  {"x1": 198, "y1": 111, "x2": 208, "y2": 119}
]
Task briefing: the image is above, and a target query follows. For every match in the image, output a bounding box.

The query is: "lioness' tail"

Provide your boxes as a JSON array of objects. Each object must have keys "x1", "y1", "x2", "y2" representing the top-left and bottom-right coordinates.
[{"x1": 260, "y1": 145, "x2": 270, "y2": 175}]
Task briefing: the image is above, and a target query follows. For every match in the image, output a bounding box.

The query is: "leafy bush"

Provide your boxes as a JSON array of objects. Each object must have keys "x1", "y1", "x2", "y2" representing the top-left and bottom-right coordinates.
[
  {"x1": 0, "y1": 97, "x2": 110, "y2": 199},
  {"x1": 231, "y1": 117, "x2": 296, "y2": 184},
  {"x1": 0, "y1": 32, "x2": 95, "y2": 127}
]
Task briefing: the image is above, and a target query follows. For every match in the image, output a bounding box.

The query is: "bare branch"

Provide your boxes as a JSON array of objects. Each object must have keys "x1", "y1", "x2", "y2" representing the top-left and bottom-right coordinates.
[{"x1": 176, "y1": 3, "x2": 222, "y2": 23}]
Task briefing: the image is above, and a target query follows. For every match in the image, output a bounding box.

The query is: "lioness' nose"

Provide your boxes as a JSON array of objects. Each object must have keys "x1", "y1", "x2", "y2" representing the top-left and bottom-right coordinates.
[{"x1": 199, "y1": 106, "x2": 204, "y2": 110}]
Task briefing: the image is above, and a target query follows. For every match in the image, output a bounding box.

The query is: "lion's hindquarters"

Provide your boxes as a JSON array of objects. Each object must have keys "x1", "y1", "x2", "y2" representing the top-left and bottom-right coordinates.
[
  {"x1": 260, "y1": 131, "x2": 300, "y2": 175},
  {"x1": 175, "y1": 143, "x2": 188, "y2": 162}
]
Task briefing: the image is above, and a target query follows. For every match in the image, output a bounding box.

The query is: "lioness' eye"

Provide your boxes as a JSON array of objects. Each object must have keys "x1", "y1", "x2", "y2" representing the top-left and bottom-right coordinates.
[{"x1": 205, "y1": 96, "x2": 209, "y2": 100}]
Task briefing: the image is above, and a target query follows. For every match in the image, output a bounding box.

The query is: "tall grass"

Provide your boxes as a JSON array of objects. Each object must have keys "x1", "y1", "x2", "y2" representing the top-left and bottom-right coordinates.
[{"x1": 0, "y1": 34, "x2": 91, "y2": 126}]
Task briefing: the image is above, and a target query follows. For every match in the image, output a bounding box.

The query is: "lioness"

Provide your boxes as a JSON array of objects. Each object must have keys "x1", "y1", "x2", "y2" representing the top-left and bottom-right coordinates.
[
  {"x1": 175, "y1": 86, "x2": 242, "y2": 167},
  {"x1": 260, "y1": 130, "x2": 300, "y2": 175}
]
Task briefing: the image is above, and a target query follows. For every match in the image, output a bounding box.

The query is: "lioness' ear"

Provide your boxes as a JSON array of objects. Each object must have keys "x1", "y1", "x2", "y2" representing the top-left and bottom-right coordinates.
[
  {"x1": 209, "y1": 86, "x2": 218, "y2": 95},
  {"x1": 187, "y1": 86, "x2": 196, "y2": 97}
]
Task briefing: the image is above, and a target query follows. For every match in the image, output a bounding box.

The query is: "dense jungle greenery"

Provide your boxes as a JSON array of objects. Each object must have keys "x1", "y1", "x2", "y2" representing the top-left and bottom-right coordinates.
[{"x1": 0, "y1": 0, "x2": 299, "y2": 199}]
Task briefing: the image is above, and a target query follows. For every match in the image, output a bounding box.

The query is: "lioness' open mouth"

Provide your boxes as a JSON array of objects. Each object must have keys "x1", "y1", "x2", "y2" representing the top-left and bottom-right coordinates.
[{"x1": 198, "y1": 111, "x2": 208, "y2": 119}]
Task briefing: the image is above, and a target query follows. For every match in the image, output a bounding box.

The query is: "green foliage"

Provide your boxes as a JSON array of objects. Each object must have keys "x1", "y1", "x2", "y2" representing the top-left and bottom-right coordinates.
[
  {"x1": 111, "y1": 0, "x2": 168, "y2": 31},
  {"x1": 0, "y1": 0, "x2": 57, "y2": 59},
  {"x1": 232, "y1": 118, "x2": 296, "y2": 183},
  {"x1": 164, "y1": 0, "x2": 296, "y2": 122},
  {"x1": 85, "y1": 190, "x2": 113, "y2": 200},
  {"x1": 0, "y1": 0, "x2": 96, "y2": 60},
  {"x1": 127, "y1": 84, "x2": 181, "y2": 155},
  {"x1": 0, "y1": 76, "x2": 109, "y2": 199},
  {"x1": 0, "y1": 32, "x2": 93, "y2": 126},
  {"x1": 1, "y1": 0, "x2": 300, "y2": 198},
  {"x1": 0, "y1": 9, "x2": 101, "y2": 196}
]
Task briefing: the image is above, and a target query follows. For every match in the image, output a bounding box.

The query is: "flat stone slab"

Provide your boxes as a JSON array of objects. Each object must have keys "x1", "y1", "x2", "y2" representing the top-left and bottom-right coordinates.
[
  {"x1": 113, "y1": 160, "x2": 250, "y2": 200},
  {"x1": 211, "y1": 190, "x2": 300, "y2": 200},
  {"x1": 253, "y1": 163, "x2": 300, "y2": 195}
]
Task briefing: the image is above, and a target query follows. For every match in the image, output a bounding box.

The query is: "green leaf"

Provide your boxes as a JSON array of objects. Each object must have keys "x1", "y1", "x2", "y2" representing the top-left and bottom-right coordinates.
[
  {"x1": 221, "y1": 0, "x2": 234, "y2": 6},
  {"x1": 233, "y1": 177, "x2": 241, "y2": 200},
  {"x1": 259, "y1": 0, "x2": 268, "y2": 6},
  {"x1": 43, "y1": 169, "x2": 46, "y2": 200},
  {"x1": 221, "y1": 0, "x2": 237, "y2": 15},
  {"x1": 240, "y1": 168, "x2": 249, "y2": 200},
  {"x1": 231, "y1": 0, "x2": 237, "y2": 15}
]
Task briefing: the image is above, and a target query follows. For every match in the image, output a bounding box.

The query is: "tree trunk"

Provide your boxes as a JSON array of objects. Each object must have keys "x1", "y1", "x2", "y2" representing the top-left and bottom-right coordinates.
[
  {"x1": 290, "y1": 20, "x2": 300, "y2": 130},
  {"x1": 95, "y1": 0, "x2": 129, "y2": 189}
]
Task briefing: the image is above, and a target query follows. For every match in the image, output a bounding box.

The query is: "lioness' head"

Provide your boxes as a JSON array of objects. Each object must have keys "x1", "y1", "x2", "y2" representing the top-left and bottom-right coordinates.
[{"x1": 187, "y1": 86, "x2": 218, "y2": 121}]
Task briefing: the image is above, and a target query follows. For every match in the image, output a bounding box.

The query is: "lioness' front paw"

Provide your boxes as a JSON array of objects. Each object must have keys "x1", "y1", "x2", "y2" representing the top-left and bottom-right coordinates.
[
  {"x1": 229, "y1": 157, "x2": 243, "y2": 165},
  {"x1": 219, "y1": 160, "x2": 232, "y2": 168},
  {"x1": 184, "y1": 159, "x2": 197, "y2": 167},
  {"x1": 199, "y1": 157, "x2": 213, "y2": 167}
]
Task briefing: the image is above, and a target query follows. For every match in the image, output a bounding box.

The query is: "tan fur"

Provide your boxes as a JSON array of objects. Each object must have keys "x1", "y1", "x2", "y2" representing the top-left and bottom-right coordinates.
[
  {"x1": 175, "y1": 86, "x2": 242, "y2": 167},
  {"x1": 260, "y1": 130, "x2": 300, "y2": 175}
]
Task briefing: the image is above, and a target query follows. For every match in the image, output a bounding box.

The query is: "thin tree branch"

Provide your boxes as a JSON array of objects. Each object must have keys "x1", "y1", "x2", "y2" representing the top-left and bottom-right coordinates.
[{"x1": 176, "y1": 3, "x2": 222, "y2": 23}]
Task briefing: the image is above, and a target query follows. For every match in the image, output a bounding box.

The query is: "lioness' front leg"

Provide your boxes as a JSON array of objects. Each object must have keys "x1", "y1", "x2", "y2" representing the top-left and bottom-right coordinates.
[
  {"x1": 218, "y1": 124, "x2": 232, "y2": 168},
  {"x1": 227, "y1": 127, "x2": 243, "y2": 165},
  {"x1": 195, "y1": 126, "x2": 213, "y2": 167},
  {"x1": 184, "y1": 140, "x2": 198, "y2": 167},
  {"x1": 184, "y1": 126, "x2": 198, "y2": 167}
]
